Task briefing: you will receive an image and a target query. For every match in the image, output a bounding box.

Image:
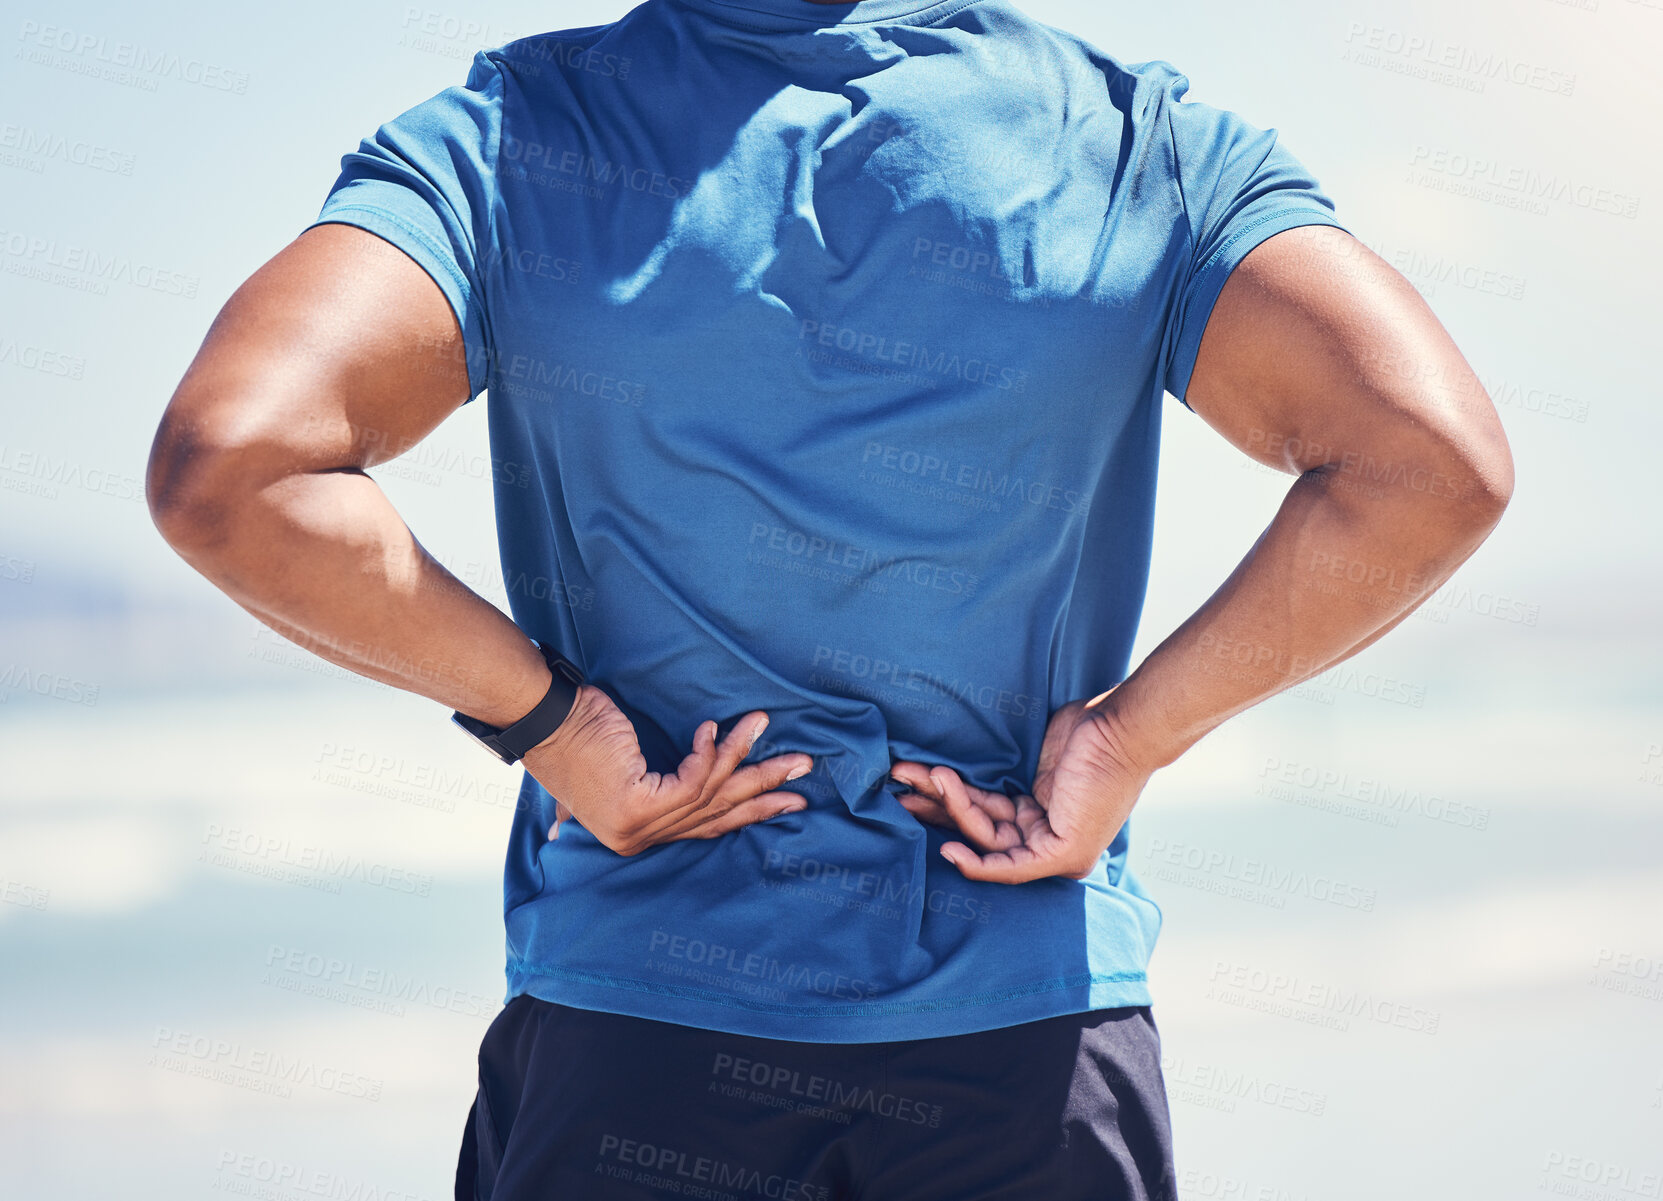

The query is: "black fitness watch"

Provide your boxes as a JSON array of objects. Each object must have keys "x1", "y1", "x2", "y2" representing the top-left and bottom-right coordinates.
[{"x1": 451, "y1": 639, "x2": 585, "y2": 765}]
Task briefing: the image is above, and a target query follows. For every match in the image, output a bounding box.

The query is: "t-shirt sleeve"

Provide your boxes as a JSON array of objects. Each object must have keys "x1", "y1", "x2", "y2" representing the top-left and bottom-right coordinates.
[
  {"x1": 1157, "y1": 74, "x2": 1349, "y2": 409},
  {"x1": 303, "y1": 50, "x2": 504, "y2": 403}
]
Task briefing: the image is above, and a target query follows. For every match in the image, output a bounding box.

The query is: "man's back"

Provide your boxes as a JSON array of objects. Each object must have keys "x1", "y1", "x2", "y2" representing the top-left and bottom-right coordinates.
[
  {"x1": 304, "y1": 0, "x2": 1347, "y2": 1042},
  {"x1": 151, "y1": 0, "x2": 1513, "y2": 1191}
]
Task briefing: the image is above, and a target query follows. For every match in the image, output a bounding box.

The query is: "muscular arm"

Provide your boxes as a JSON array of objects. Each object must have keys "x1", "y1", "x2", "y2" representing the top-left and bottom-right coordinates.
[
  {"x1": 148, "y1": 223, "x2": 811, "y2": 853},
  {"x1": 1102, "y1": 224, "x2": 1515, "y2": 766},
  {"x1": 895, "y1": 224, "x2": 1514, "y2": 881},
  {"x1": 147, "y1": 222, "x2": 550, "y2": 724}
]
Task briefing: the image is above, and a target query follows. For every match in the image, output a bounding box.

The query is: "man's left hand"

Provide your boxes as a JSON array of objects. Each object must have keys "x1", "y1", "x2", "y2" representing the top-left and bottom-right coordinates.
[{"x1": 888, "y1": 691, "x2": 1154, "y2": 884}]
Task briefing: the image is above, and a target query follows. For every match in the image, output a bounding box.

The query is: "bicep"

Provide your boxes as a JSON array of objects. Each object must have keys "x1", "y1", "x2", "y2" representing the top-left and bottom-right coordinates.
[
  {"x1": 150, "y1": 222, "x2": 471, "y2": 509},
  {"x1": 1183, "y1": 224, "x2": 1509, "y2": 484}
]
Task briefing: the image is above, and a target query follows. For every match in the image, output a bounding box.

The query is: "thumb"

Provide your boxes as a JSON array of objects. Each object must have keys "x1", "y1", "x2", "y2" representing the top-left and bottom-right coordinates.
[{"x1": 548, "y1": 799, "x2": 573, "y2": 840}]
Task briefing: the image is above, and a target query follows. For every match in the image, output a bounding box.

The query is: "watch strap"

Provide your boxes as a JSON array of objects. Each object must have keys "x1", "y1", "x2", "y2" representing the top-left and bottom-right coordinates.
[{"x1": 454, "y1": 640, "x2": 584, "y2": 764}]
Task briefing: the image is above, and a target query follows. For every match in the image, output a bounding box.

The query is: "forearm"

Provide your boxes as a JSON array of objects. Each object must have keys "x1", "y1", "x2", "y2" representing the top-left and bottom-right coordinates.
[
  {"x1": 1103, "y1": 460, "x2": 1502, "y2": 768},
  {"x1": 165, "y1": 466, "x2": 549, "y2": 727}
]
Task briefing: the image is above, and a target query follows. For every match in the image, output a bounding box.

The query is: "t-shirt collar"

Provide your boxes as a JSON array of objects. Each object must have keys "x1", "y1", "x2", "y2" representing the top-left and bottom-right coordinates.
[{"x1": 673, "y1": 0, "x2": 980, "y2": 31}]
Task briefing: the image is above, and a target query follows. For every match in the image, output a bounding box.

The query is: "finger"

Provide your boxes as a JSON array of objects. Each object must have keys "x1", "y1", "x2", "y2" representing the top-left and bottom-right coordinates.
[
  {"x1": 646, "y1": 747, "x2": 812, "y2": 843},
  {"x1": 888, "y1": 760, "x2": 941, "y2": 797},
  {"x1": 932, "y1": 766, "x2": 1023, "y2": 853},
  {"x1": 646, "y1": 718, "x2": 722, "y2": 815},
  {"x1": 710, "y1": 752, "x2": 815, "y2": 806},
  {"x1": 547, "y1": 799, "x2": 573, "y2": 841},
  {"x1": 939, "y1": 839, "x2": 1061, "y2": 885},
  {"x1": 937, "y1": 799, "x2": 1089, "y2": 882},
  {"x1": 897, "y1": 791, "x2": 956, "y2": 829},
  {"x1": 893, "y1": 761, "x2": 1020, "y2": 826},
  {"x1": 702, "y1": 712, "x2": 774, "y2": 799},
  {"x1": 1011, "y1": 793, "x2": 1056, "y2": 844},
  {"x1": 668, "y1": 790, "x2": 809, "y2": 842}
]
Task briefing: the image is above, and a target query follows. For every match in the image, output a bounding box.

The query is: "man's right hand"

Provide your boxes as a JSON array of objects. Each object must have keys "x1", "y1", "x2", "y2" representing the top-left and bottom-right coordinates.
[
  {"x1": 889, "y1": 690, "x2": 1155, "y2": 884},
  {"x1": 524, "y1": 685, "x2": 814, "y2": 855}
]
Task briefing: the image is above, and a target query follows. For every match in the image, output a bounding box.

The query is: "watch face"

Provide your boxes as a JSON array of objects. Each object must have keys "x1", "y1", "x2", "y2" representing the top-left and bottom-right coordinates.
[{"x1": 452, "y1": 713, "x2": 518, "y2": 765}]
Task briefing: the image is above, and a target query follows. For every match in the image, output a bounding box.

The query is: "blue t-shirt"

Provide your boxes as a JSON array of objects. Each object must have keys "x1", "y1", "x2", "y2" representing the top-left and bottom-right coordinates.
[{"x1": 306, "y1": 0, "x2": 1346, "y2": 1041}]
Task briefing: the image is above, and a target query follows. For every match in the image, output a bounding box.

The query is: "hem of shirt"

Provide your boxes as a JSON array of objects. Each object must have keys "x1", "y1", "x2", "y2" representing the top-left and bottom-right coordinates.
[
  {"x1": 1170, "y1": 204, "x2": 1351, "y2": 412},
  {"x1": 303, "y1": 203, "x2": 487, "y2": 402},
  {"x1": 502, "y1": 960, "x2": 1153, "y2": 1043}
]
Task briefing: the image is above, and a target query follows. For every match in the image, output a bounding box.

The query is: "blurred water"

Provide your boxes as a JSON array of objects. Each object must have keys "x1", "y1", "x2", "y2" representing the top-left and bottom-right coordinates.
[{"x1": 4, "y1": 0, "x2": 1661, "y2": 1196}]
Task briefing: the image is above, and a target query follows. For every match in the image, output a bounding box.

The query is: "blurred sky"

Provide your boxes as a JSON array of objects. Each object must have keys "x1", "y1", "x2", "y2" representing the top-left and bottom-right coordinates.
[{"x1": 2, "y1": 1, "x2": 1660, "y2": 1199}]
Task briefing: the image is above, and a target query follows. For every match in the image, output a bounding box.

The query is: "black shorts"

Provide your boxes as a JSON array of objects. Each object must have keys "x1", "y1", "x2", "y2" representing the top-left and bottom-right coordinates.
[{"x1": 456, "y1": 994, "x2": 1178, "y2": 1201}]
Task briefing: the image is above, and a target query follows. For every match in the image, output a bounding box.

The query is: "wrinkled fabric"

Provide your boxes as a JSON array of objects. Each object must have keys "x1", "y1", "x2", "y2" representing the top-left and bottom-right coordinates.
[
  {"x1": 457, "y1": 993, "x2": 1177, "y2": 1200},
  {"x1": 307, "y1": 0, "x2": 1346, "y2": 1041}
]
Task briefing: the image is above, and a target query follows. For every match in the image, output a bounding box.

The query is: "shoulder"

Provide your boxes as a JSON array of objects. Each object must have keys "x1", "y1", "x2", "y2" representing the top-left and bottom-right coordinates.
[
  {"x1": 484, "y1": 16, "x2": 640, "y2": 88},
  {"x1": 990, "y1": 8, "x2": 1192, "y2": 116}
]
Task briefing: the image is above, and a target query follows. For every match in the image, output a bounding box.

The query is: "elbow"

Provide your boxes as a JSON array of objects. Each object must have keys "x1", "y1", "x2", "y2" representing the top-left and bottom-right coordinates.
[
  {"x1": 145, "y1": 416, "x2": 256, "y2": 559},
  {"x1": 1450, "y1": 399, "x2": 1516, "y2": 537},
  {"x1": 1463, "y1": 449, "x2": 1514, "y2": 534}
]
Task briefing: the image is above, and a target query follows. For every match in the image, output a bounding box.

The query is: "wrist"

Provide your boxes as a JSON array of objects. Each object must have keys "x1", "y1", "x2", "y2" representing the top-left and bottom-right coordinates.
[
  {"x1": 521, "y1": 682, "x2": 595, "y2": 761},
  {"x1": 472, "y1": 657, "x2": 555, "y2": 729},
  {"x1": 451, "y1": 639, "x2": 585, "y2": 766},
  {"x1": 1084, "y1": 676, "x2": 1192, "y2": 772}
]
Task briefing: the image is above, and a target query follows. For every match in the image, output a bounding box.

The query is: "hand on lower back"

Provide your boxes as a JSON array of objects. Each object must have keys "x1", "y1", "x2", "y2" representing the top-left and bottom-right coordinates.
[
  {"x1": 523, "y1": 685, "x2": 814, "y2": 855},
  {"x1": 888, "y1": 693, "x2": 1152, "y2": 884}
]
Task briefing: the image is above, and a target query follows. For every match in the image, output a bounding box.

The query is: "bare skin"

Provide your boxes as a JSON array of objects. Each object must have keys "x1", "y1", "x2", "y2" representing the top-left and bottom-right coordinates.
[
  {"x1": 148, "y1": 219, "x2": 1510, "y2": 876},
  {"x1": 147, "y1": 223, "x2": 812, "y2": 857},
  {"x1": 893, "y1": 224, "x2": 1513, "y2": 881}
]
